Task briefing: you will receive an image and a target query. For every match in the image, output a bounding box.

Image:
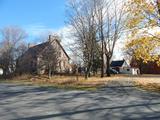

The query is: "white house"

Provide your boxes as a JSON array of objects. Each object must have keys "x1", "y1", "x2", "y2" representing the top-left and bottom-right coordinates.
[{"x1": 110, "y1": 60, "x2": 139, "y2": 75}]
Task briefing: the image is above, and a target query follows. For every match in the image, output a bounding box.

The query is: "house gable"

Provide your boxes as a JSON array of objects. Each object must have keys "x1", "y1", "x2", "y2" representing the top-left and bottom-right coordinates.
[
  {"x1": 50, "y1": 37, "x2": 70, "y2": 60},
  {"x1": 122, "y1": 60, "x2": 130, "y2": 67}
]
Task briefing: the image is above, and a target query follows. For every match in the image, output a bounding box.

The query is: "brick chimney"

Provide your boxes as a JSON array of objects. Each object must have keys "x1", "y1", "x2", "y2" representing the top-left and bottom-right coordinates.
[
  {"x1": 48, "y1": 35, "x2": 54, "y2": 44},
  {"x1": 48, "y1": 35, "x2": 61, "y2": 43}
]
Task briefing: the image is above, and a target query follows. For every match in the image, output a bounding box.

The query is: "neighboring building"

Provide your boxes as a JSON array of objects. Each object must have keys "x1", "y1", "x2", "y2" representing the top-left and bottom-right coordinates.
[
  {"x1": 110, "y1": 60, "x2": 139, "y2": 75},
  {"x1": 131, "y1": 58, "x2": 160, "y2": 74},
  {"x1": 16, "y1": 35, "x2": 70, "y2": 74}
]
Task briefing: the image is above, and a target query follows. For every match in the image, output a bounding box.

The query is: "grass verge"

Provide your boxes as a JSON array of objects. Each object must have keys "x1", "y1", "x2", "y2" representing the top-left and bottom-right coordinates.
[
  {"x1": 134, "y1": 82, "x2": 160, "y2": 93},
  {"x1": 0, "y1": 75, "x2": 108, "y2": 91}
]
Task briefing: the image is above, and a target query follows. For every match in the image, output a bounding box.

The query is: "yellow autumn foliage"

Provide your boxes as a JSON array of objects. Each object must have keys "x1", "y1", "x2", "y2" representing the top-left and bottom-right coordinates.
[
  {"x1": 126, "y1": 0, "x2": 160, "y2": 65},
  {"x1": 126, "y1": 0, "x2": 159, "y2": 29},
  {"x1": 126, "y1": 36, "x2": 160, "y2": 65}
]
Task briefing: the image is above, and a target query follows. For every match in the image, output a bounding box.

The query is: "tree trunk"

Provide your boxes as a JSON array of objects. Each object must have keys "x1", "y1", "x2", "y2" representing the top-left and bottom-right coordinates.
[
  {"x1": 76, "y1": 67, "x2": 79, "y2": 81},
  {"x1": 88, "y1": 67, "x2": 91, "y2": 77},
  {"x1": 139, "y1": 60, "x2": 143, "y2": 75},
  {"x1": 85, "y1": 67, "x2": 88, "y2": 80},
  {"x1": 106, "y1": 56, "x2": 111, "y2": 77},
  {"x1": 3, "y1": 69, "x2": 7, "y2": 80},
  {"x1": 157, "y1": 0, "x2": 160, "y2": 15},
  {"x1": 52, "y1": 67, "x2": 55, "y2": 76},
  {"x1": 48, "y1": 67, "x2": 52, "y2": 79},
  {"x1": 85, "y1": 64, "x2": 91, "y2": 80},
  {"x1": 101, "y1": 40, "x2": 104, "y2": 78}
]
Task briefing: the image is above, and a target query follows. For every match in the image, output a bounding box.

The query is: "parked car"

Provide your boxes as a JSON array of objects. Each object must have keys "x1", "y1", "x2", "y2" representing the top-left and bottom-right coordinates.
[{"x1": 109, "y1": 68, "x2": 119, "y2": 74}]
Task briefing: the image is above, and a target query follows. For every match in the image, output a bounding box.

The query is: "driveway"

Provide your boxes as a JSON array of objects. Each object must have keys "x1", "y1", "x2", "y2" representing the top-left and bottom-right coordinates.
[{"x1": 0, "y1": 81, "x2": 160, "y2": 120}]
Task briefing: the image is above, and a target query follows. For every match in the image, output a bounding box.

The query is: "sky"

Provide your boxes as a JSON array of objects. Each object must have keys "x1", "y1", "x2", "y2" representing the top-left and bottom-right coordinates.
[
  {"x1": 0, "y1": 0, "x2": 67, "y2": 42},
  {"x1": 0, "y1": 0, "x2": 124, "y2": 60}
]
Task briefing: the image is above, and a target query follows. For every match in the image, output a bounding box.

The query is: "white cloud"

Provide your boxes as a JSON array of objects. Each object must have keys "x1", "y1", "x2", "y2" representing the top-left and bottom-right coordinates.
[
  {"x1": 56, "y1": 25, "x2": 126, "y2": 61},
  {"x1": 23, "y1": 23, "x2": 125, "y2": 61},
  {"x1": 113, "y1": 37, "x2": 126, "y2": 60},
  {"x1": 56, "y1": 25, "x2": 74, "y2": 49},
  {"x1": 24, "y1": 24, "x2": 74, "y2": 58},
  {"x1": 56, "y1": 25, "x2": 76, "y2": 60},
  {"x1": 24, "y1": 23, "x2": 56, "y2": 37}
]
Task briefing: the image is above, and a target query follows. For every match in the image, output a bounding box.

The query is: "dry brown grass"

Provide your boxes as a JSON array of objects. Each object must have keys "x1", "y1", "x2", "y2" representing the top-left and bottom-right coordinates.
[
  {"x1": 12, "y1": 74, "x2": 33, "y2": 81},
  {"x1": 2, "y1": 75, "x2": 112, "y2": 90},
  {"x1": 135, "y1": 82, "x2": 160, "y2": 92},
  {"x1": 1, "y1": 74, "x2": 160, "y2": 91},
  {"x1": 2, "y1": 74, "x2": 127, "y2": 90},
  {"x1": 29, "y1": 75, "x2": 111, "y2": 87},
  {"x1": 132, "y1": 76, "x2": 160, "y2": 92}
]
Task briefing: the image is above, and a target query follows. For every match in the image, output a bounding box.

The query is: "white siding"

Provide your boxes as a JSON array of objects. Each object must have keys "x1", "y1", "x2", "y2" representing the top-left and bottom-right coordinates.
[{"x1": 120, "y1": 67, "x2": 139, "y2": 75}]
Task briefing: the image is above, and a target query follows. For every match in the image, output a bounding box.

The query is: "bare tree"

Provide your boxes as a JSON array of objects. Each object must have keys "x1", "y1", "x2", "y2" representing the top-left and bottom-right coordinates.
[
  {"x1": 67, "y1": 0, "x2": 101, "y2": 79},
  {"x1": 0, "y1": 26, "x2": 27, "y2": 77},
  {"x1": 67, "y1": 0, "x2": 128, "y2": 77},
  {"x1": 95, "y1": 0, "x2": 128, "y2": 77}
]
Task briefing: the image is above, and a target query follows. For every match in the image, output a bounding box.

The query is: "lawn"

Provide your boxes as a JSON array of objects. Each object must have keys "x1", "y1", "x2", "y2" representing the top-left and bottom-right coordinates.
[
  {"x1": 0, "y1": 74, "x2": 160, "y2": 92},
  {"x1": 132, "y1": 75, "x2": 160, "y2": 92},
  {"x1": 0, "y1": 74, "x2": 109, "y2": 90}
]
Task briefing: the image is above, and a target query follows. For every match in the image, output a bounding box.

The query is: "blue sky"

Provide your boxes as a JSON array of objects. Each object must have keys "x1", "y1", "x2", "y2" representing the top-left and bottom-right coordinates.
[
  {"x1": 0, "y1": 0, "x2": 67, "y2": 42},
  {"x1": 0, "y1": 0, "x2": 124, "y2": 59}
]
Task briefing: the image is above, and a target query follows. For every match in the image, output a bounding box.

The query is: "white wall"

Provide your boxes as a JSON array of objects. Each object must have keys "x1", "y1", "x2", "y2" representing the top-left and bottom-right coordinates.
[
  {"x1": 120, "y1": 67, "x2": 139, "y2": 75},
  {"x1": 119, "y1": 67, "x2": 131, "y2": 74}
]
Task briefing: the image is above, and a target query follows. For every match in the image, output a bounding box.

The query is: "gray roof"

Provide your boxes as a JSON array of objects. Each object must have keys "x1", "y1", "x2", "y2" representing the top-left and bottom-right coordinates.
[
  {"x1": 110, "y1": 60, "x2": 125, "y2": 67},
  {"x1": 27, "y1": 42, "x2": 49, "y2": 57},
  {"x1": 23, "y1": 39, "x2": 70, "y2": 59}
]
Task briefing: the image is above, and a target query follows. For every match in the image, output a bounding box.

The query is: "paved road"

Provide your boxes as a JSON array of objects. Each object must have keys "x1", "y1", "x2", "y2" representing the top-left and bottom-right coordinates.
[{"x1": 0, "y1": 81, "x2": 160, "y2": 120}]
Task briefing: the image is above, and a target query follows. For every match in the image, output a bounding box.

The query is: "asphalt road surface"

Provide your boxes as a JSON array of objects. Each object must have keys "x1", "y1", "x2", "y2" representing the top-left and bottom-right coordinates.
[{"x1": 0, "y1": 81, "x2": 160, "y2": 120}]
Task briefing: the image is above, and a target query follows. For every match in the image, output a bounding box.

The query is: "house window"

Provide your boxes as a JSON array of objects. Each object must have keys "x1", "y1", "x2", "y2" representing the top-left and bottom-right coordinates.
[
  {"x1": 64, "y1": 61, "x2": 66, "y2": 68},
  {"x1": 59, "y1": 52, "x2": 61, "y2": 57}
]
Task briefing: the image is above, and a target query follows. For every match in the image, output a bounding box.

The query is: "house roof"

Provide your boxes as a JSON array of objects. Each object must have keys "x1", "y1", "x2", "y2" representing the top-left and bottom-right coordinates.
[
  {"x1": 27, "y1": 42, "x2": 49, "y2": 58},
  {"x1": 110, "y1": 60, "x2": 125, "y2": 67},
  {"x1": 25, "y1": 38, "x2": 70, "y2": 59}
]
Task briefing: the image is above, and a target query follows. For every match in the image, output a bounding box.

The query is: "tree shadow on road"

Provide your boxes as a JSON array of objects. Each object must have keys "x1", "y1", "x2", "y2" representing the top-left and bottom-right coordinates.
[
  {"x1": 0, "y1": 82, "x2": 160, "y2": 120},
  {"x1": 12, "y1": 102, "x2": 160, "y2": 120}
]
